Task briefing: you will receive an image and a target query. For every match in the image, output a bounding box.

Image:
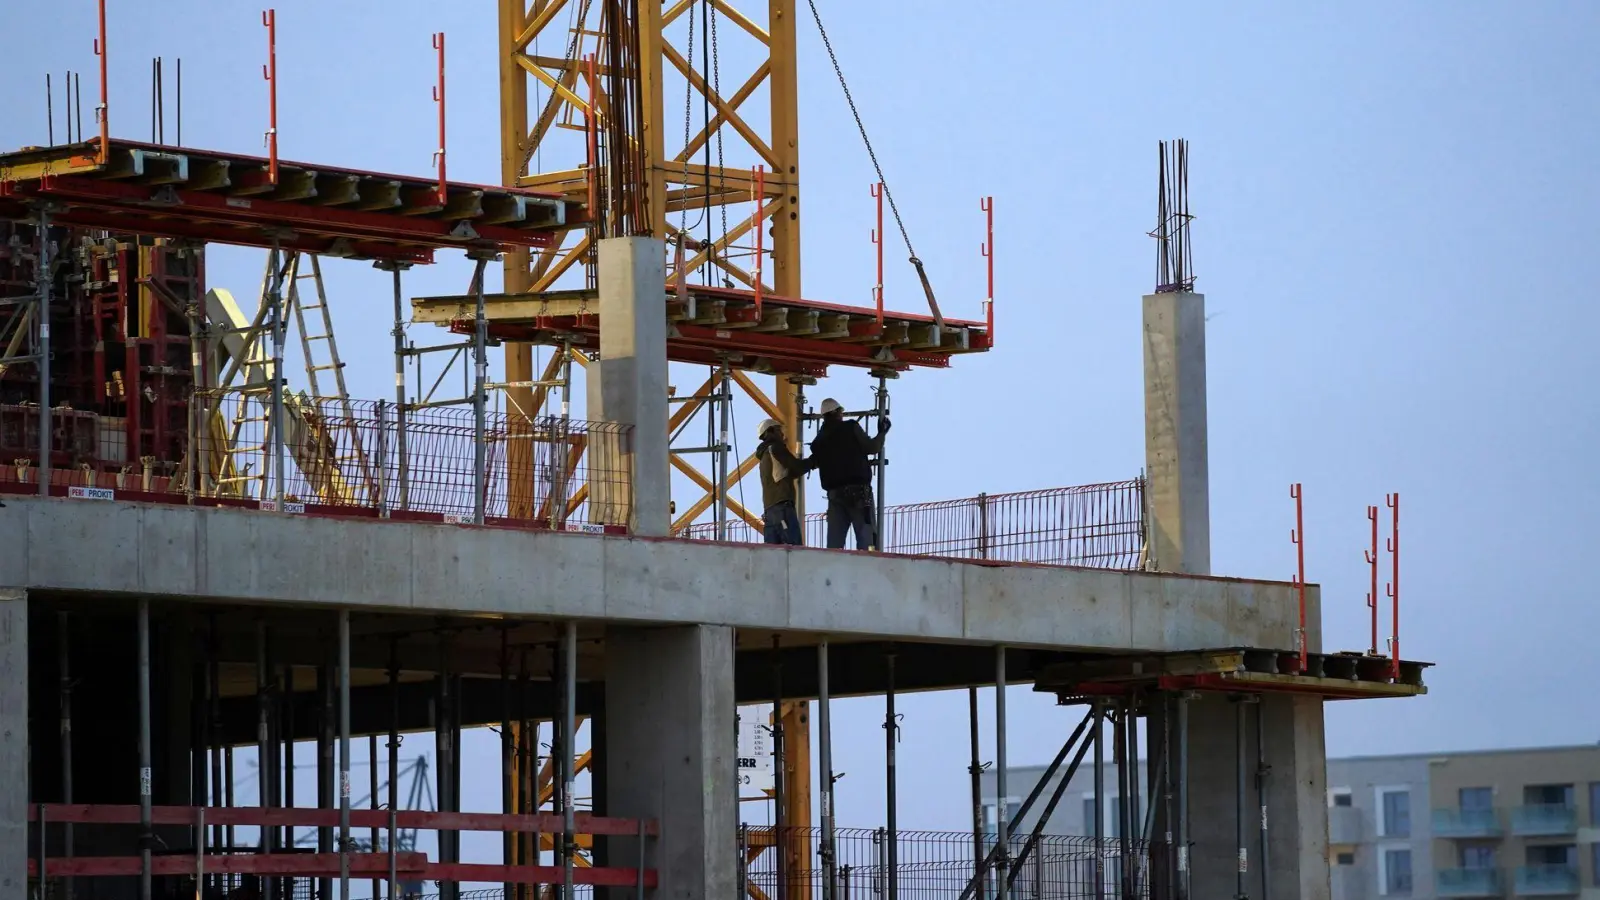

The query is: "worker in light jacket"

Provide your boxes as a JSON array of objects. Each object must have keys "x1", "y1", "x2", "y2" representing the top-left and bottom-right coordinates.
[
  {"x1": 755, "y1": 417, "x2": 807, "y2": 545},
  {"x1": 807, "y1": 397, "x2": 890, "y2": 550}
]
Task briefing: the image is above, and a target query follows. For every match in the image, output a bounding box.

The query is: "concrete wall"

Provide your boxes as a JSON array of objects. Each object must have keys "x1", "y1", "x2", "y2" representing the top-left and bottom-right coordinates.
[{"x1": 0, "y1": 496, "x2": 1315, "y2": 653}]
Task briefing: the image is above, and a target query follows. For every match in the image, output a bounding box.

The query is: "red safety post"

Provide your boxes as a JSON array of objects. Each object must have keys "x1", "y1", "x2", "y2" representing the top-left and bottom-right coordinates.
[
  {"x1": 1385, "y1": 492, "x2": 1400, "y2": 680},
  {"x1": 751, "y1": 165, "x2": 765, "y2": 312},
  {"x1": 980, "y1": 196, "x2": 995, "y2": 340},
  {"x1": 1364, "y1": 504, "x2": 1380, "y2": 655},
  {"x1": 1290, "y1": 482, "x2": 1307, "y2": 672},
  {"x1": 94, "y1": 0, "x2": 110, "y2": 163},
  {"x1": 871, "y1": 182, "x2": 885, "y2": 324},
  {"x1": 431, "y1": 32, "x2": 446, "y2": 206},
  {"x1": 261, "y1": 9, "x2": 278, "y2": 186}
]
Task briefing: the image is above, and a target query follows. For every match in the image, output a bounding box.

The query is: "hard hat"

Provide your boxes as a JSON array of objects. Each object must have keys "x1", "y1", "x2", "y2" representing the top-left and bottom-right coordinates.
[
  {"x1": 819, "y1": 398, "x2": 843, "y2": 415},
  {"x1": 757, "y1": 418, "x2": 782, "y2": 437}
]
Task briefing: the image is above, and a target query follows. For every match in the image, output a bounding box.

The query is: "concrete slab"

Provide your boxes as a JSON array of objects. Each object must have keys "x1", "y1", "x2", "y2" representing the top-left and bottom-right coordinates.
[{"x1": 2, "y1": 496, "x2": 1313, "y2": 654}]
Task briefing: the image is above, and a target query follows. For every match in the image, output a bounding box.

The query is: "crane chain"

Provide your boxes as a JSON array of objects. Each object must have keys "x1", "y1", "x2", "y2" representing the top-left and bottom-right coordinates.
[{"x1": 804, "y1": 0, "x2": 918, "y2": 263}]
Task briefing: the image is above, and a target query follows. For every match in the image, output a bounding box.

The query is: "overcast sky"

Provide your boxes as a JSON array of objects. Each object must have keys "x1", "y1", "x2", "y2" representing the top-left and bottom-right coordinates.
[{"x1": 5, "y1": 0, "x2": 1599, "y2": 845}]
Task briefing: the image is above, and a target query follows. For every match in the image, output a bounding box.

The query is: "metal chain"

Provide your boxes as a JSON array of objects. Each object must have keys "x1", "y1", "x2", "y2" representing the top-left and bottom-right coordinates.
[
  {"x1": 711, "y1": 3, "x2": 728, "y2": 245},
  {"x1": 518, "y1": 0, "x2": 592, "y2": 176},
  {"x1": 679, "y1": 3, "x2": 697, "y2": 236},
  {"x1": 804, "y1": 0, "x2": 917, "y2": 262}
]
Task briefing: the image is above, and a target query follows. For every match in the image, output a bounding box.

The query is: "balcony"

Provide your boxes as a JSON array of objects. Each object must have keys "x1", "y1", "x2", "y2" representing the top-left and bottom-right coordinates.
[
  {"x1": 1510, "y1": 804, "x2": 1576, "y2": 836},
  {"x1": 1437, "y1": 867, "x2": 1504, "y2": 898},
  {"x1": 1514, "y1": 866, "x2": 1579, "y2": 896},
  {"x1": 1329, "y1": 805, "x2": 1365, "y2": 844},
  {"x1": 1434, "y1": 807, "x2": 1503, "y2": 838}
]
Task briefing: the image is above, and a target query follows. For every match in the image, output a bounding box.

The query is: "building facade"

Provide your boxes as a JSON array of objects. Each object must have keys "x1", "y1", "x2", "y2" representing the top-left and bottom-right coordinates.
[{"x1": 984, "y1": 744, "x2": 1600, "y2": 899}]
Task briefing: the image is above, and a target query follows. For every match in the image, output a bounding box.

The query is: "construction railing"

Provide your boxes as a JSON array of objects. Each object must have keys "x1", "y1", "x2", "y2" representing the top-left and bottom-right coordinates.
[
  {"x1": 0, "y1": 394, "x2": 635, "y2": 532},
  {"x1": 738, "y1": 826, "x2": 1150, "y2": 900},
  {"x1": 681, "y1": 480, "x2": 1147, "y2": 569}
]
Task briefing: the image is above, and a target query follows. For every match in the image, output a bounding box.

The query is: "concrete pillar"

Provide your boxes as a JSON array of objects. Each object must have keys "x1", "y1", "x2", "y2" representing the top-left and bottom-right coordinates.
[
  {"x1": 1162, "y1": 694, "x2": 1329, "y2": 900},
  {"x1": 604, "y1": 625, "x2": 736, "y2": 900},
  {"x1": 0, "y1": 589, "x2": 26, "y2": 899},
  {"x1": 589, "y1": 237, "x2": 670, "y2": 536},
  {"x1": 1142, "y1": 291, "x2": 1211, "y2": 575}
]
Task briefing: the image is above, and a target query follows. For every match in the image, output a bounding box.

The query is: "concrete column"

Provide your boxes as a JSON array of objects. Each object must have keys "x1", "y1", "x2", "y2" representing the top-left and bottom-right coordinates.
[
  {"x1": 1172, "y1": 694, "x2": 1329, "y2": 900},
  {"x1": 589, "y1": 237, "x2": 670, "y2": 536},
  {"x1": 1142, "y1": 291, "x2": 1211, "y2": 575},
  {"x1": 0, "y1": 589, "x2": 26, "y2": 899},
  {"x1": 604, "y1": 625, "x2": 736, "y2": 900}
]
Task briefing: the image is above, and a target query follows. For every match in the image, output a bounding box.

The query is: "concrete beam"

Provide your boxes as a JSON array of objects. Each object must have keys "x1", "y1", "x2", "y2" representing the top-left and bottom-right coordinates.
[{"x1": 0, "y1": 497, "x2": 1312, "y2": 654}]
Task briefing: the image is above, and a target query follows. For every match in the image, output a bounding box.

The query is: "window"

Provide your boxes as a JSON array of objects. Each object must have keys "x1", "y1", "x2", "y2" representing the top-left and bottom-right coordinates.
[
  {"x1": 1082, "y1": 797, "x2": 1099, "y2": 837},
  {"x1": 1460, "y1": 787, "x2": 1493, "y2": 810},
  {"x1": 1460, "y1": 845, "x2": 1496, "y2": 870},
  {"x1": 1331, "y1": 789, "x2": 1354, "y2": 808},
  {"x1": 1525, "y1": 784, "x2": 1575, "y2": 807},
  {"x1": 1337, "y1": 852, "x2": 1356, "y2": 866},
  {"x1": 1381, "y1": 848, "x2": 1413, "y2": 895},
  {"x1": 1592, "y1": 843, "x2": 1600, "y2": 886},
  {"x1": 1379, "y1": 789, "x2": 1411, "y2": 838},
  {"x1": 1005, "y1": 801, "x2": 1022, "y2": 827},
  {"x1": 1527, "y1": 844, "x2": 1575, "y2": 867},
  {"x1": 1590, "y1": 783, "x2": 1600, "y2": 825}
]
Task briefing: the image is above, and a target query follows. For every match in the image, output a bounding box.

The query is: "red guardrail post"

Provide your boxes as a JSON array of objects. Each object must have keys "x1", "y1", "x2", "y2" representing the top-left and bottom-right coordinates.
[
  {"x1": 981, "y1": 196, "x2": 994, "y2": 340},
  {"x1": 431, "y1": 32, "x2": 447, "y2": 206},
  {"x1": 261, "y1": 10, "x2": 278, "y2": 185},
  {"x1": 1364, "y1": 504, "x2": 1380, "y2": 655},
  {"x1": 1385, "y1": 492, "x2": 1400, "y2": 680},
  {"x1": 1290, "y1": 483, "x2": 1307, "y2": 672}
]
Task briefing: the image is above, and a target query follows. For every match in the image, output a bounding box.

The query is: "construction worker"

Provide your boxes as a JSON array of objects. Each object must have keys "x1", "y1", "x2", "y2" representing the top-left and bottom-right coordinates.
[
  {"x1": 807, "y1": 397, "x2": 889, "y2": 550},
  {"x1": 756, "y1": 417, "x2": 806, "y2": 545}
]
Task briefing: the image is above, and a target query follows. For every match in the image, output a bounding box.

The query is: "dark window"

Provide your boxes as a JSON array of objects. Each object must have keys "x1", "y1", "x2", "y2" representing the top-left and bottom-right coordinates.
[
  {"x1": 1082, "y1": 798, "x2": 1098, "y2": 838},
  {"x1": 1333, "y1": 792, "x2": 1354, "y2": 808},
  {"x1": 1460, "y1": 787, "x2": 1493, "y2": 810},
  {"x1": 1526, "y1": 784, "x2": 1575, "y2": 806},
  {"x1": 1527, "y1": 844, "x2": 1575, "y2": 867},
  {"x1": 1591, "y1": 783, "x2": 1600, "y2": 826},
  {"x1": 1336, "y1": 852, "x2": 1356, "y2": 866},
  {"x1": 1382, "y1": 790, "x2": 1411, "y2": 837},
  {"x1": 1592, "y1": 843, "x2": 1600, "y2": 886},
  {"x1": 1461, "y1": 845, "x2": 1496, "y2": 869},
  {"x1": 1384, "y1": 848, "x2": 1414, "y2": 895}
]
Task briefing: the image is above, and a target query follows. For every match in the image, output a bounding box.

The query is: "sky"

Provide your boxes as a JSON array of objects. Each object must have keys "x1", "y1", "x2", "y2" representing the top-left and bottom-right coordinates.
[{"x1": 5, "y1": 0, "x2": 1600, "y2": 850}]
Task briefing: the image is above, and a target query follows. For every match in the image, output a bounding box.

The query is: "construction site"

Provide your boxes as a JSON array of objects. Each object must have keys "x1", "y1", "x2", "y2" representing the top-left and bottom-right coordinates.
[{"x1": 0, "y1": 3, "x2": 1431, "y2": 900}]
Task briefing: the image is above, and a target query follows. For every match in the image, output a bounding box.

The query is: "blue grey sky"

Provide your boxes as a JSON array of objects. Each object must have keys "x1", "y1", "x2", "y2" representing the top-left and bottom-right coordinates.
[{"x1": 6, "y1": 0, "x2": 1600, "y2": 839}]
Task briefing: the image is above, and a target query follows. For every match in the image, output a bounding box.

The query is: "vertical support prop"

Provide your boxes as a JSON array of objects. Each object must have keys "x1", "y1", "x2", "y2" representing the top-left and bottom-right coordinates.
[
  {"x1": 1386, "y1": 492, "x2": 1401, "y2": 680},
  {"x1": 94, "y1": 0, "x2": 109, "y2": 164},
  {"x1": 819, "y1": 642, "x2": 837, "y2": 900},
  {"x1": 884, "y1": 646, "x2": 898, "y2": 900},
  {"x1": 338, "y1": 610, "x2": 351, "y2": 900},
  {"x1": 980, "y1": 197, "x2": 994, "y2": 340},
  {"x1": 873, "y1": 376, "x2": 888, "y2": 551},
  {"x1": 384, "y1": 263, "x2": 411, "y2": 510},
  {"x1": 138, "y1": 599, "x2": 153, "y2": 900},
  {"x1": 431, "y1": 32, "x2": 447, "y2": 205},
  {"x1": 261, "y1": 9, "x2": 278, "y2": 185},
  {"x1": 1289, "y1": 483, "x2": 1307, "y2": 672},
  {"x1": 967, "y1": 687, "x2": 984, "y2": 900},
  {"x1": 386, "y1": 641, "x2": 400, "y2": 900},
  {"x1": 1235, "y1": 698, "x2": 1248, "y2": 900},
  {"x1": 1256, "y1": 700, "x2": 1270, "y2": 900},
  {"x1": 771, "y1": 638, "x2": 788, "y2": 900},
  {"x1": 562, "y1": 622, "x2": 577, "y2": 900},
  {"x1": 501, "y1": 628, "x2": 514, "y2": 900},
  {"x1": 1365, "y1": 504, "x2": 1380, "y2": 656},
  {"x1": 1177, "y1": 694, "x2": 1191, "y2": 900},
  {"x1": 58, "y1": 611, "x2": 74, "y2": 900},
  {"x1": 1092, "y1": 699, "x2": 1105, "y2": 900},
  {"x1": 471, "y1": 256, "x2": 490, "y2": 524},
  {"x1": 994, "y1": 646, "x2": 1009, "y2": 900},
  {"x1": 35, "y1": 208, "x2": 52, "y2": 496}
]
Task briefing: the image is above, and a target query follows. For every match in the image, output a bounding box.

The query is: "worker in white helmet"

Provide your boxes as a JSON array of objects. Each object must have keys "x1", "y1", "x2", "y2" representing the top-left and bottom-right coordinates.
[
  {"x1": 755, "y1": 416, "x2": 807, "y2": 545},
  {"x1": 807, "y1": 397, "x2": 890, "y2": 550}
]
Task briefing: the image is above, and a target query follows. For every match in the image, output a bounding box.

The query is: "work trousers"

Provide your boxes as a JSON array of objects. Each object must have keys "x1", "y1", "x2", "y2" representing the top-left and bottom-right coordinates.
[
  {"x1": 825, "y1": 484, "x2": 877, "y2": 551},
  {"x1": 762, "y1": 501, "x2": 803, "y2": 546}
]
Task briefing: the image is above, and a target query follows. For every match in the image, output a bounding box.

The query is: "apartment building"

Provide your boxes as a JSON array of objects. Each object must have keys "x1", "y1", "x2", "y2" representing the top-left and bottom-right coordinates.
[
  {"x1": 982, "y1": 744, "x2": 1600, "y2": 899},
  {"x1": 1330, "y1": 745, "x2": 1600, "y2": 900}
]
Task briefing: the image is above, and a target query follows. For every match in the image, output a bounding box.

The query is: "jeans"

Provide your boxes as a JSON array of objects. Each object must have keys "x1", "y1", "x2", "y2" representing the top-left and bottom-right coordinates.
[
  {"x1": 762, "y1": 501, "x2": 803, "y2": 545},
  {"x1": 825, "y1": 485, "x2": 876, "y2": 550}
]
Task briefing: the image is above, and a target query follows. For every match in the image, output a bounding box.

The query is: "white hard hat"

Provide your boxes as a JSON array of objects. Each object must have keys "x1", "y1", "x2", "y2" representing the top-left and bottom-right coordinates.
[
  {"x1": 819, "y1": 398, "x2": 843, "y2": 414},
  {"x1": 757, "y1": 418, "x2": 782, "y2": 437}
]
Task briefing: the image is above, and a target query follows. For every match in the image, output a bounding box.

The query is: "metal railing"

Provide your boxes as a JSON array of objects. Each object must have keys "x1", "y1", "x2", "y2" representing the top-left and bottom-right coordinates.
[
  {"x1": 0, "y1": 393, "x2": 635, "y2": 531},
  {"x1": 1510, "y1": 804, "x2": 1576, "y2": 836},
  {"x1": 680, "y1": 480, "x2": 1147, "y2": 569},
  {"x1": 1436, "y1": 867, "x2": 1503, "y2": 898},
  {"x1": 1514, "y1": 865, "x2": 1578, "y2": 896}
]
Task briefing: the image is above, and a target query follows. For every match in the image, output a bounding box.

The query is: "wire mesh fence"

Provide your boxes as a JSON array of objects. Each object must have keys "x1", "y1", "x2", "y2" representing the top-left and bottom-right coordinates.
[
  {"x1": 186, "y1": 392, "x2": 634, "y2": 528},
  {"x1": 680, "y1": 481, "x2": 1146, "y2": 569},
  {"x1": 741, "y1": 827, "x2": 1150, "y2": 900}
]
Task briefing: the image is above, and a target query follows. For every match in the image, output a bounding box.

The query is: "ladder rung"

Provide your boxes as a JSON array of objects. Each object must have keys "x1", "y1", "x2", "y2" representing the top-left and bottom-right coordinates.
[
  {"x1": 304, "y1": 334, "x2": 332, "y2": 342},
  {"x1": 310, "y1": 363, "x2": 344, "y2": 371}
]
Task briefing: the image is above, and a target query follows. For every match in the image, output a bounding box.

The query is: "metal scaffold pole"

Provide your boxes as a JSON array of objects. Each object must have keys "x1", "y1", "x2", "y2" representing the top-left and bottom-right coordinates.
[
  {"x1": 383, "y1": 261, "x2": 411, "y2": 510},
  {"x1": 339, "y1": 610, "x2": 352, "y2": 900},
  {"x1": 137, "y1": 599, "x2": 153, "y2": 900},
  {"x1": 884, "y1": 646, "x2": 898, "y2": 900},
  {"x1": 715, "y1": 362, "x2": 731, "y2": 540},
  {"x1": 1177, "y1": 695, "x2": 1191, "y2": 900},
  {"x1": 471, "y1": 256, "x2": 489, "y2": 525},
  {"x1": 1093, "y1": 699, "x2": 1105, "y2": 900},
  {"x1": 994, "y1": 647, "x2": 1009, "y2": 900},
  {"x1": 387, "y1": 640, "x2": 400, "y2": 900},
  {"x1": 968, "y1": 687, "x2": 984, "y2": 900},
  {"x1": 873, "y1": 375, "x2": 888, "y2": 549},
  {"x1": 818, "y1": 642, "x2": 837, "y2": 900},
  {"x1": 1236, "y1": 698, "x2": 1248, "y2": 900},
  {"x1": 1257, "y1": 700, "x2": 1271, "y2": 900},
  {"x1": 771, "y1": 639, "x2": 787, "y2": 900},
  {"x1": 267, "y1": 242, "x2": 286, "y2": 506},
  {"x1": 35, "y1": 207, "x2": 52, "y2": 496},
  {"x1": 562, "y1": 621, "x2": 578, "y2": 900},
  {"x1": 59, "y1": 611, "x2": 74, "y2": 900}
]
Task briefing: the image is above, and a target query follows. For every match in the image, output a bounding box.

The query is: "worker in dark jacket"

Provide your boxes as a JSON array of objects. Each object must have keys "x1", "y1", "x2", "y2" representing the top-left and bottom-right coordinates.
[
  {"x1": 807, "y1": 397, "x2": 889, "y2": 550},
  {"x1": 756, "y1": 417, "x2": 806, "y2": 545}
]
